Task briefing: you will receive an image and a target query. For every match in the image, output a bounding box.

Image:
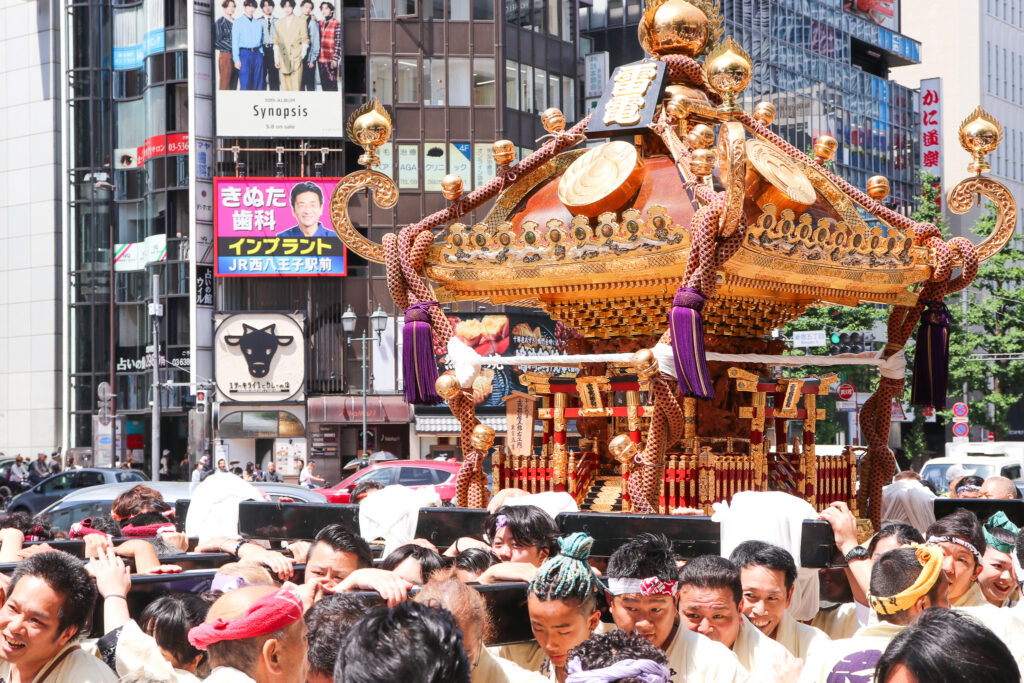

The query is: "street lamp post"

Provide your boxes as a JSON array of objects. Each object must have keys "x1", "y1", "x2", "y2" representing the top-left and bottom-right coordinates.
[{"x1": 341, "y1": 304, "x2": 388, "y2": 459}]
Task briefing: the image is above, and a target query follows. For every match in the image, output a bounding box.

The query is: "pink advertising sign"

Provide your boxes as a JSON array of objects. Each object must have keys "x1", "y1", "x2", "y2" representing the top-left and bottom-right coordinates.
[{"x1": 214, "y1": 177, "x2": 346, "y2": 277}]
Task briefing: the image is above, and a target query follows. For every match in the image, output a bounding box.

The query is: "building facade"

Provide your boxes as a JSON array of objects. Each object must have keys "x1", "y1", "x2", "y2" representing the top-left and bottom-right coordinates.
[
  {"x1": 0, "y1": 0, "x2": 64, "y2": 460},
  {"x1": 893, "y1": 0, "x2": 1024, "y2": 237}
]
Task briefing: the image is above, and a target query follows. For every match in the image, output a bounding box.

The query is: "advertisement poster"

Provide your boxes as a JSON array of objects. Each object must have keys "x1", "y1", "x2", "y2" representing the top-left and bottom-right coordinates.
[
  {"x1": 214, "y1": 312, "x2": 306, "y2": 403},
  {"x1": 434, "y1": 312, "x2": 579, "y2": 409},
  {"x1": 214, "y1": 177, "x2": 346, "y2": 276},
  {"x1": 274, "y1": 437, "x2": 306, "y2": 476},
  {"x1": 919, "y1": 78, "x2": 942, "y2": 178},
  {"x1": 844, "y1": 0, "x2": 899, "y2": 31},
  {"x1": 213, "y1": 0, "x2": 344, "y2": 137}
]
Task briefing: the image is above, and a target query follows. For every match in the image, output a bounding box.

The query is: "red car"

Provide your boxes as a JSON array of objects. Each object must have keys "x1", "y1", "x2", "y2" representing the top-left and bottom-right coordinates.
[{"x1": 320, "y1": 460, "x2": 463, "y2": 504}]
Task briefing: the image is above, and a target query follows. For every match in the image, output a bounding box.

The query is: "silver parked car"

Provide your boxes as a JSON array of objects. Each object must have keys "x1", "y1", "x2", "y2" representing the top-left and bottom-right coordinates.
[{"x1": 35, "y1": 480, "x2": 326, "y2": 532}]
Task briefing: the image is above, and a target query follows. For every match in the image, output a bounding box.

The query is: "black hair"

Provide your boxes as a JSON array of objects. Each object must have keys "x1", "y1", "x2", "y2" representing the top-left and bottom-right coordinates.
[
  {"x1": 84, "y1": 515, "x2": 123, "y2": 536},
  {"x1": 454, "y1": 547, "x2": 500, "y2": 576},
  {"x1": 876, "y1": 608, "x2": 1019, "y2": 683},
  {"x1": 319, "y1": 0, "x2": 333, "y2": 8},
  {"x1": 984, "y1": 520, "x2": 1017, "y2": 550},
  {"x1": 308, "y1": 523, "x2": 372, "y2": 568},
  {"x1": 483, "y1": 505, "x2": 559, "y2": 558},
  {"x1": 351, "y1": 480, "x2": 383, "y2": 502},
  {"x1": 280, "y1": 0, "x2": 295, "y2": 7},
  {"x1": 869, "y1": 547, "x2": 945, "y2": 622},
  {"x1": 243, "y1": 0, "x2": 257, "y2": 7},
  {"x1": 678, "y1": 555, "x2": 742, "y2": 606},
  {"x1": 606, "y1": 533, "x2": 678, "y2": 583},
  {"x1": 335, "y1": 601, "x2": 470, "y2": 683},
  {"x1": 306, "y1": 593, "x2": 386, "y2": 678},
  {"x1": 300, "y1": 0, "x2": 313, "y2": 6},
  {"x1": 568, "y1": 630, "x2": 669, "y2": 681},
  {"x1": 124, "y1": 512, "x2": 171, "y2": 528},
  {"x1": 1, "y1": 511, "x2": 54, "y2": 540},
  {"x1": 529, "y1": 533, "x2": 601, "y2": 615},
  {"x1": 867, "y1": 523, "x2": 924, "y2": 558},
  {"x1": 221, "y1": 0, "x2": 234, "y2": 6},
  {"x1": 289, "y1": 181, "x2": 322, "y2": 208},
  {"x1": 380, "y1": 544, "x2": 447, "y2": 584},
  {"x1": 139, "y1": 593, "x2": 209, "y2": 669},
  {"x1": 9, "y1": 551, "x2": 97, "y2": 637},
  {"x1": 259, "y1": 0, "x2": 274, "y2": 6},
  {"x1": 729, "y1": 540, "x2": 798, "y2": 593},
  {"x1": 926, "y1": 508, "x2": 987, "y2": 562},
  {"x1": 957, "y1": 475, "x2": 985, "y2": 492}
]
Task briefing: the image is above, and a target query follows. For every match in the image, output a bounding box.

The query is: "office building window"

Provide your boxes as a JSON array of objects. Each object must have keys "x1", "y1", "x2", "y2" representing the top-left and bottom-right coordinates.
[
  {"x1": 396, "y1": 58, "x2": 419, "y2": 103},
  {"x1": 562, "y1": 75, "x2": 575, "y2": 120},
  {"x1": 423, "y1": 57, "x2": 446, "y2": 105},
  {"x1": 473, "y1": 58, "x2": 496, "y2": 105},
  {"x1": 473, "y1": 0, "x2": 494, "y2": 19},
  {"x1": 561, "y1": 0, "x2": 572, "y2": 40},
  {"x1": 449, "y1": 57, "x2": 472, "y2": 106},
  {"x1": 505, "y1": 59, "x2": 518, "y2": 109},
  {"x1": 547, "y1": 0, "x2": 559, "y2": 35},
  {"x1": 426, "y1": 0, "x2": 445, "y2": 19},
  {"x1": 370, "y1": 56, "x2": 393, "y2": 105},
  {"x1": 520, "y1": 62, "x2": 534, "y2": 111},
  {"x1": 548, "y1": 73, "x2": 560, "y2": 111},
  {"x1": 534, "y1": 66, "x2": 547, "y2": 111}
]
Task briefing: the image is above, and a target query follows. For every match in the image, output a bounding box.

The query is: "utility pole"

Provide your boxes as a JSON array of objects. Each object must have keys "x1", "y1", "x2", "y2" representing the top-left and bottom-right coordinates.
[{"x1": 150, "y1": 272, "x2": 162, "y2": 481}]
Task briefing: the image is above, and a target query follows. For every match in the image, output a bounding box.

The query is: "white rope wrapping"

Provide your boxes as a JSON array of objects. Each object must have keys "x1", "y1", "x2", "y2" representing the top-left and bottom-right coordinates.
[{"x1": 447, "y1": 343, "x2": 906, "y2": 388}]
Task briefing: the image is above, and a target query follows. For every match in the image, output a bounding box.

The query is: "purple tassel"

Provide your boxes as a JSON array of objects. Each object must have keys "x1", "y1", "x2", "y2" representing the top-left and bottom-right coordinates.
[
  {"x1": 403, "y1": 302, "x2": 441, "y2": 405},
  {"x1": 669, "y1": 286, "x2": 714, "y2": 400},
  {"x1": 911, "y1": 302, "x2": 951, "y2": 408}
]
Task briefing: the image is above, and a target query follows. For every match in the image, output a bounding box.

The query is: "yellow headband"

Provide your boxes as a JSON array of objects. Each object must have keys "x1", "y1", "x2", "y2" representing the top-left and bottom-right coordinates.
[{"x1": 866, "y1": 544, "x2": 944, "y2": 616}]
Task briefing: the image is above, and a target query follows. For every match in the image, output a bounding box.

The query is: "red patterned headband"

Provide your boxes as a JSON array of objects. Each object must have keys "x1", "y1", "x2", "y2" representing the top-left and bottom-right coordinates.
[{"x1": 188, "y1": 588, "x2": 303, "y2": 650}]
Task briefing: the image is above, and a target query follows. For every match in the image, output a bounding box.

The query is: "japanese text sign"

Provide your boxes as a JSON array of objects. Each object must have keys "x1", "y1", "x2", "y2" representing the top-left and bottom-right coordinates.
[
  {"x1": 920, "y1": 78, "x2": 942, "y2": 177},
  {"x1": 214, "y1": 177, "x2": 346, "y2": 277}
]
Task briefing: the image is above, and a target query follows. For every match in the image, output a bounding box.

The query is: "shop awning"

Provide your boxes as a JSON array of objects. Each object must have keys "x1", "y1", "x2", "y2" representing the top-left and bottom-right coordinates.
[
  {"x1": 415, "y1": 414, "x2": 508, "y2": 435},
  {"x1": 308, "y1": 395, "x2": 412, "y2": 424}
]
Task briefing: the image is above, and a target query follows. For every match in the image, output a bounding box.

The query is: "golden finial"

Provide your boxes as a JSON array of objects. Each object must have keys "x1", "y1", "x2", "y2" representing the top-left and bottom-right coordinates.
[
  {"x1": 753, "y1": 101, "x2": 776, "y2": 126},
  {"x1": 346, "y1": 99, "x2": 392, "y2": 168},
  {"x1": 866, "y1": 175, "x2": 890, "y2": 200},
  {"x1": 638, "y1": 0, "x2": 722, "y2": 57},
  {"x1": 703, "y1": 36, "x2": 752, "y2": 115},
  {"x1": 441, "y1": 174, "x2": 464, "y2": 201},
  {"x1": 492, "y1": 140, "x2": 515, "y2": 167},
  {"x1": 541, "y1": 108, "x2": 566, "y2": 134},
  {"x1": 958, "y1": 106, "x2": 1003, "y2": 175},
  {"x1": 435, "y1": 372, "x2": 462, "y2": 401},
  {"x1": 812, "y1": 135, "x2": 838, "y2": 164}
]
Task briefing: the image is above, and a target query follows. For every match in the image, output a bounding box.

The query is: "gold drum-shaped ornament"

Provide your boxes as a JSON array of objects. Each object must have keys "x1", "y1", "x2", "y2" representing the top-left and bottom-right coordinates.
[{"x1": 557, "y1": 141, "x2": 647, "y2": 217}]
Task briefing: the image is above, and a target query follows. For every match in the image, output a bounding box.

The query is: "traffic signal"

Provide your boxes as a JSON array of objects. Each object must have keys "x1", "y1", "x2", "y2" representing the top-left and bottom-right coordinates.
[
  {"x1": 828, "y1": 331, "x2": 867, "y2": 355},
  {"x1": 196, "y1": 390, "x2": 207, "y2": 414}
]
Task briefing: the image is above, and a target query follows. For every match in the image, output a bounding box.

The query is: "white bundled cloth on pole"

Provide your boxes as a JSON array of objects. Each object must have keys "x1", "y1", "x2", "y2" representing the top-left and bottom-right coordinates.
[
  {"x1": 185, "y1": 472, "x2": 268, "y2": 543},
  {"x1": 713, "y1": 491, "x2": 820, "y2": 621},
  {"x1": 359, "y1": 484, "x2": 442, "y2": 557},
  {"x1": 881, "y1": 478, "x2": 936, "y2": 534}
]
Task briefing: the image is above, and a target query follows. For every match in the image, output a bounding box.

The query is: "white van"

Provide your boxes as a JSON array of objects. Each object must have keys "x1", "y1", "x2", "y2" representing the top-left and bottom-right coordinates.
[{"x1": 920, "y1": 445, "x2": 1024, "y2": 494}]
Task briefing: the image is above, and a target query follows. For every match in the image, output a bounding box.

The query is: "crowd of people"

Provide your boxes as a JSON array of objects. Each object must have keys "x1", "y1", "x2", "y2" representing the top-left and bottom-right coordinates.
[{"x1": 0, "y1": 468, "x2": 1021, "y2": 682}]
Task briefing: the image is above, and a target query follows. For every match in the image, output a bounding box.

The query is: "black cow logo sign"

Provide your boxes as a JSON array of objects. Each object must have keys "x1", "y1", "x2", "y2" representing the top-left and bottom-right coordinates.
[{"x1": 224, "y1": 324, "x2": 294, "y2": 378}]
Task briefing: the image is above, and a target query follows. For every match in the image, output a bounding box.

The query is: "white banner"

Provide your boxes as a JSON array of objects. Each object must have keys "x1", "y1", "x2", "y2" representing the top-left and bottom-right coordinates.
[{"x1": 216, "y1": 91, "x2": 345, "y2": 137}]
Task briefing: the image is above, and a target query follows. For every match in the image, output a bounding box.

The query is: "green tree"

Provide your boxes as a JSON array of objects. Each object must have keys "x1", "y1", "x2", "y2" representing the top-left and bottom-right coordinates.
[{"x1": 945, "y1": 203, "x2": 1024, "y2": 438}]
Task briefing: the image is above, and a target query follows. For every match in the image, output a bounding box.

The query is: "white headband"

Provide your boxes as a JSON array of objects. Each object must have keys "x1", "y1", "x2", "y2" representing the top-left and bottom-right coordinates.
[
  {"x1": 926, "y1": 535, "x2": 983, "y2": 566},
  {"x1": 607, "y1": 577, "x2": 678, "y2": 597}
]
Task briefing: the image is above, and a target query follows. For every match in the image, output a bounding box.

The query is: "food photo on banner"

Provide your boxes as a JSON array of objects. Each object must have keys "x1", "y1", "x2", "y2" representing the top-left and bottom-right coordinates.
[
  {"x1": 432, "y1": 312, "x2": 580, "y2": 409},
  {"x1": 213, "y1": 0, "x2": 344, "y2": 136},
  {"x1": 214, "y1": 177, "x2": 347, "y2": 276}
]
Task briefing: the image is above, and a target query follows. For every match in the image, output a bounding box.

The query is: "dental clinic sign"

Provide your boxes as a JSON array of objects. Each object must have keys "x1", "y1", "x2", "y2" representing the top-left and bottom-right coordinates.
[{"x1": 214, "y1": 313, "x2": 306, "y2": 403}]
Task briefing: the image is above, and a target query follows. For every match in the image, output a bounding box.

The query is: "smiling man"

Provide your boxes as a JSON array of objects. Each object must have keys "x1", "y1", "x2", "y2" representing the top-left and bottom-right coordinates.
[
  {"x1": 925, "y1": 509, "x2": 989, "y2": 607},
  {"x1": 678, "y1": 555, "x2": 795, "y2": 682},
  {"x1": 978, "y1": 512, "x2": 1020, "y2": 606},
  {"x1": 606, "y1": 534, "x2": 749, "y2": 682},
  {"x1": 730, "y1": 540, "x2": 830, "y2": 661},
  {"x1": 0, "y1": 551, "x2": 117, "y2": 682},
  {"x1": 278, "y1": 182, "x2": 333, "y2": 238}
]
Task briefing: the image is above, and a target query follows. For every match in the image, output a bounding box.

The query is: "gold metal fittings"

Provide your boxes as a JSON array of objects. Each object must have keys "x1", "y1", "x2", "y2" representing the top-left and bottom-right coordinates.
[
  {"x1": 947, "y1": 175, "x2": 1018, "y2": 264},
  {"x1": 441, "y1": 174, "x2": 464, "y2": 201},
  {"x1": 327, "y1": 169, "x2": 397, "y2": 264},
  {"x1": 866, "y1": 176, "x2": 890, "y2": 200},
  {"x1": 744, "y1": 139, "x2": 816, "y2": 211},
  {"x1": 753, "y1": 101, "x2": 776, "y2": 126},
  {"x1": 435, "y1": 372, "x2": 463, "y2": 400},
  {"x1": 958, "y1": 106, "x2": 1003, "y2": 175},
  {"x1": 557, "y1": 141, "x2": 647, "y2": 217},
  {"x1": 493, "y1": 140, "x2": 515, "y2": 166},
  {"x1": 812, "y1": 135, "x2": 838, "y2": 164},
  {"x1": 541, "y1": 108, "x2": 566, "y2": 134},
  {"x1": 469, "y1": 423, "x2": 496, "y2": 451},
  {"x1": 609, "y1": 433, "x2": 641, "y2": 463}
]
